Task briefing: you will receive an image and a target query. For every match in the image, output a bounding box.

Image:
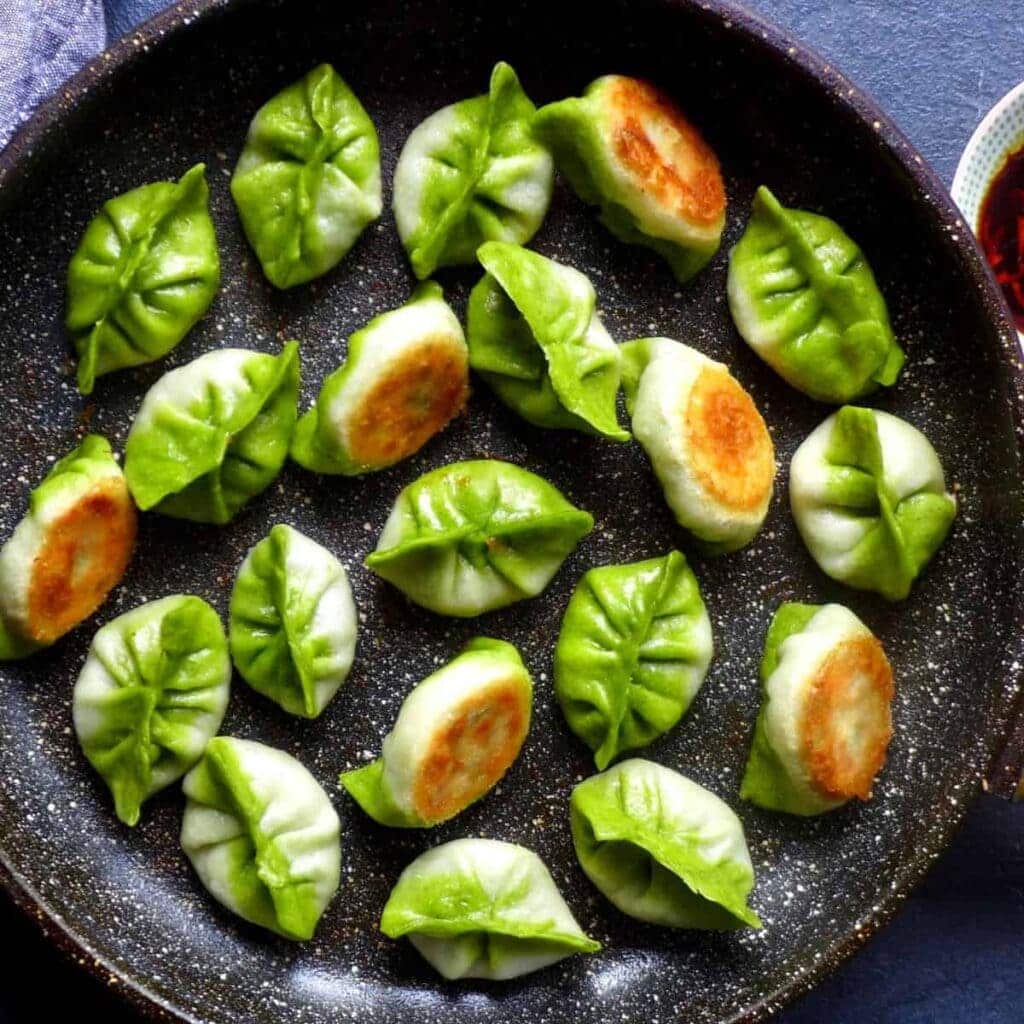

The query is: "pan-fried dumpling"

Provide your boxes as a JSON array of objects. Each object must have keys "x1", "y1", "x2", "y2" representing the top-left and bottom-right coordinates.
[
  {"x1": 181, "y1": 737, "x2": 341, "y2": 940},
  {"x1": 571, "y1": 759, "x2": 761, "y2": 929},
  {"x1": 394, "y1": 62, "x2": 554, "y2": 279},
  {"x1": 231, "y1": 64, "x2": 382, "y2": 289},
  {"x1": 66, "y1": 163, "x2": 220, "y2": 395},
  {"x1": 466, "y1": 242, "x2": 628, "y2": 440},
  {"x1": 290, "y1": 282, "x2": 468, "y2": 474},
  {"x1": 790, "y1": 406, "x2": 956, "y2": 600},
  {"x1": 73, "y1": 595, "x2": 230, "y2": 826},
  {"x1": 365, "y1": 459, "x2": 594, "y2": 616},
  {"x1": 340, "y1": 638, "x2": 531, "y2": 827},
  {"x1": 534, "y1": 76, "x2": 726, "y2": 281},
  {"x1": 555, "y1": 551, "x2": 712, "y2": 768},
  {"x1": 0, "y1": 435, "x2": 136, "y2": 660},
  {"x1": 621, "y1": 337, "x2": 775, "y2": 553},
  {"x1": 741, "y1": 603, "x2": 894, "y2": 816},
  {"x1": 124, "y1": 343, "x2": 300, "y2": 525},
  {"x1": 380, "y1": 838, "x2": 600, "y2": 979},
  {"x1": 727, "y1": 186, "x2": 904, "y2": 403},
  {"x1": 229, "y1": 525, "x2": 356, "y2": 718}
]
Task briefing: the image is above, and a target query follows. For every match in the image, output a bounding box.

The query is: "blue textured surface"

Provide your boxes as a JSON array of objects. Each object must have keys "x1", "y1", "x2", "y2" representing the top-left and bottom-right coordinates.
[{"x1": 0, "y1": 1, "x2": 1021, "y2": 1022}]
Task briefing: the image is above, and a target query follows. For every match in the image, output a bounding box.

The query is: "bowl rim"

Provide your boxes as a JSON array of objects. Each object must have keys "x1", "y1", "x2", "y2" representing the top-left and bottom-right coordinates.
[{"x1": 0, "y1": 2, "x2": 1023, "y2": 1023}]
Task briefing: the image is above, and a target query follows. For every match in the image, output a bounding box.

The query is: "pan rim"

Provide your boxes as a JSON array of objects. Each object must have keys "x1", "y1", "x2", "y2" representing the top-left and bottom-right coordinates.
[{"x1": 0, "y1": 0, "x2": 1022, "y2": 1021}]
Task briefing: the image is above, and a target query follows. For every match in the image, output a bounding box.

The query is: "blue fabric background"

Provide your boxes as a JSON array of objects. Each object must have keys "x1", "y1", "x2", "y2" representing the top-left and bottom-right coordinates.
[{"x1": 0, "y1": 1, "x2": 1021, "y2": 1021}]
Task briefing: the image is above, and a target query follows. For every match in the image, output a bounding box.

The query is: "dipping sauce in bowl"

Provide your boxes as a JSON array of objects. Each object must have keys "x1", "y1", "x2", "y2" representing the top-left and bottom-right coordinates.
[{"x1": 978, "y1": 144, "x2": 1024, "y2": 331}]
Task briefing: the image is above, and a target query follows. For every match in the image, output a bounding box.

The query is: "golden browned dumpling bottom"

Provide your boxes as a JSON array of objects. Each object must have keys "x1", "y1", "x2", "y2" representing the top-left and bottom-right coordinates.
[
  {"x1": 345, "y1": 337, "x2": 468, "y2": 466},
  {"x1": 801, "y1": 634, "x2": 894, "y2": 801},
  {"x1": 606, "y1": 76, "x2": 726, "y2": 228},
  {"x1": 26, "y1": 479, "x2": 137, "y2": 644},
  {"x1": 684, "y1": 366, "x2": 774, "y2": 512},
  {"x1": 411, "y1": 678, "x2": 529, "y2": 823}
]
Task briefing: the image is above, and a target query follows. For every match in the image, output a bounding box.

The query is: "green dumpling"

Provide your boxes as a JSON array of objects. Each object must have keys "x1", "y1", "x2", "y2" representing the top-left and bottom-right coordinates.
[
  {"x1": 231, "y1": 64, "x2": 382, "y2": 289},
  {"x1": 66, "y1": 163, "x2": 220, "y2": 395},
  {"x1": 790, "y1": 406, "x2": 956, "y2": 600},
  {"x1": 466, "y1": 241, "x2": 629, "y2": 440},
  {"x1": 73, "y1": 595, "x2": 231, "y2": 826},
  {"x1": 727, "y1": 186, "x2": 904, "y2": 403},
  {"x1": 555, "y1": 551, "x2": 713, "y2": 769},
  {"x1": 124, "y1": 343, "x2": 300, "y2": 525},
  {"x1": 393, "y1": 62, "x2": 554, "y2": 279},
  {"x1": 534, "y1": 75, "x2": 726, "y2": 281}
]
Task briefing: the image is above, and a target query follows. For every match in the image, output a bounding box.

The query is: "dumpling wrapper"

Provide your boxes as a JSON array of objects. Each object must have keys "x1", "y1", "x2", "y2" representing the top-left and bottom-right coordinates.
[
  {"x1": 727, "y1": 186, "x2": 904, "y2": 403},
  {"x1": 0, "y1": 434, "x2": 136, "y2": 660},
  {"x1": 365, "y1": 459, "x2": 594, "y2": 617},
  {"x1": 340, "y1": 637, "x2": 531, "y2": 827},
  {"x1": 290, "y1": 282, "x2": 468, "y2": 475},
  {"x1": 181, "y1": 737, "x2": 341, "y2": 940},
  {"x1": 380, "y1": 837, "x2": 600, "y2": 980},
  {"x1": 124, "y1": 343, "x2": 299, "y2": 525},
  {"x1": 394, "y1": 62, "x2": 553, "y2": 279},
  {"x1": 621, "y1": 337, "x2": 775, "y2": 553},
  {"x1": 790, "y1": 406, "x2": 956, "y2": 600},
  {"x1": 741, "y1": 602, "x2": 895, "y2": 816},
  {"x1": 466, "y1": 241, "x2": 628, "y2": 440},
  {"x1": 66, "y1": 163, "x2": 220, "y2": 395},
  {"x1": 535, "y1": 75, "x2": 726, "y2": 281},
  {"x1": 555, "y1": 551, "x2": 713, "y2": 769},
  {"x1": 229, "y1": 524, "x2": 356, "y2": 718},
  {"x1": 571, "y1": 759, "x2": 761, "y2": 929},
  {"x1": 74, "y1": 595, "x2": 231, "y2": 826}
]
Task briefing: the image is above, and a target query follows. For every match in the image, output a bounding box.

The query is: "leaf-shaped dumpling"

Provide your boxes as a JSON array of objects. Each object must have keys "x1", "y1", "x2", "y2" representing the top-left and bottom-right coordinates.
[
  {"x1": 380, "y1": 838, "x2": 600, "y2": 980},
  {"x1": 66, "y1": 163, "x2": 220, "y2": 395},
  {"x1": 231, "y1": 64, "x2": 382, "y2": 289},
  {"x1": 741, "y1": 602, "x2": 895, "y2": 816},
  {"x1": 124, "y1": 343, "x2": 300, "y2": 525},
  {"x1": 394, "y1": 62, "x2": 554, "y2": 280},
  {"x1": 467, "y1": 242, "x2": 628, "y2": 440},
  {"x1": 534, "y1": 76, "x2": 726, "y2": 281},
  {"x1": 229, "y1": 524, "x2": 357, "y2": 718},
  {"x1": 727, "y1": 186, "x2": 905, "y2": 403},
  {"x1": 365, "y1": 459, "x2": 594, "y2": 617},
  {"x1": 181, "y1": 737, "x2": 341, "y2": 940},
  {"x1": 790, "y1": 406, "x2": 956, "y2": 600},
  {"x1": 290, "y1": 282, "x2": 468, "y2": 475},
  {"x1": 0, "y1": 434, "x2": 136, "y2": 660},
  {"x1": 554, "y1": 551, "x2": 712, "y2": 769},
  {"x1": 571, "y1": 759, "x2": 761, "y2": 929},
  {"x1": 340, "y1": 638, "x2": 531, "y2": 827},
  {"x1": 73, "y1": 595, "x2": 231, "y2": 826}
]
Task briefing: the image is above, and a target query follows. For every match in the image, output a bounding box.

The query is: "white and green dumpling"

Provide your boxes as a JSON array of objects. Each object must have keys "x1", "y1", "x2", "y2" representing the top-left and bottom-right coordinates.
[
  {"x1": 380, "y1": 838, "x2": 600, "y2": 980},
  {"x1": 571, "y1": 759, "x2": 761, "y2": 929},
  {"x1": 535, "y1": 75, "x2": 726, "y2": 281},
  {"x1": 340, "y1": 638, "x2": 531, "y2": 827},
  {"x1": 365, "y1": 459, "x2": 594, "y2": 617},
  {"x1": 741, "y1": 603, "x2": 895, "y2": 816},
  {"x1": 621, "y1": 337, "x2": 775, "y2": 553},
  {"x1": 0, "y1": 435, "x2": 136, "y2": 660},
  {"x1": 290, "y1": 282, "x2": 468, "y2": 475},
  {"x1": 728, "y1": 186, "x2": 904, "y2": 403},
  {"x1": 466, "y1": 241, "x2": 628, "y2": 440},
  {"x1": 181, "y1": 737, "x2": 341, "y2": 940},
  {"x1": 790, "y1": 406, "x2": 956, "y2": 600},
  {"x1": 229, "y1": 525, "x2": 356, "y2": 718},
  {"x1": 73, "y1": 595, "x2": 231, "y2": 826},
  {"x1": 394, "y1": 62, "x2": 553, "y2": 279},
  {"x1": 555, "y1": 551, "x2": 713, "y2": 769}
]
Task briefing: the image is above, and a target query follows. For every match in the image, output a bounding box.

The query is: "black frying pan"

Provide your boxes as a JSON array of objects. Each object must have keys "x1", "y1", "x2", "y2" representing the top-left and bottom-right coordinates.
[{"x1": 1, "y1": 1, "x2": 1022, "y2": 1021}]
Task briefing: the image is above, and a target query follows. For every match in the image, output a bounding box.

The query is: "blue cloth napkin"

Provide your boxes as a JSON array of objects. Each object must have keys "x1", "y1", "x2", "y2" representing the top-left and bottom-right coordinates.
[{"x1": 0, "y1": 0, "x2": 105, "y2": 149}]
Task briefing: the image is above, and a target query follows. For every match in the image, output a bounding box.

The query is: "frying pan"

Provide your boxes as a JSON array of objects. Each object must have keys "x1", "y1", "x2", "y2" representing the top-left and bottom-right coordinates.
[{"x1": 1, "y1": 1, "x2": 1022, "y2": 1021}]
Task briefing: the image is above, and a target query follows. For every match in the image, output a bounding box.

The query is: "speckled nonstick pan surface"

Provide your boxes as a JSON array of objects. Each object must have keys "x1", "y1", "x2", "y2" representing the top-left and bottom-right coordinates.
[{"x1": 1, "y1": 0, "x2": 1022, "y2": 1021}]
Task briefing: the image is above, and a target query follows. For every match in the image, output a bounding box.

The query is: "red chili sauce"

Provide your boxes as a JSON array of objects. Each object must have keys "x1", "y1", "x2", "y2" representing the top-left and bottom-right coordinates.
[{"x1": 979, "y1": 144, "x2": 1024, "y2": 331}]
